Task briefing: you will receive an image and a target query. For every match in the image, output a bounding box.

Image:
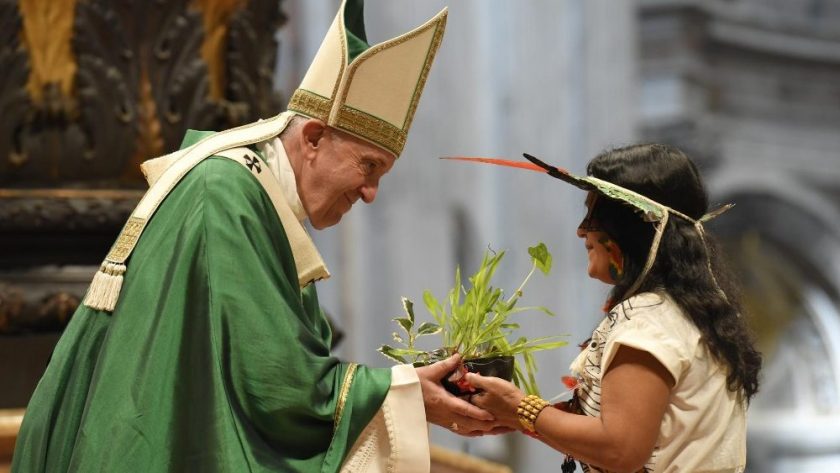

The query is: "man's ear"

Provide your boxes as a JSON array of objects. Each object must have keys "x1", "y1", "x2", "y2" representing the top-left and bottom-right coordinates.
[{"x1": 300, "y1": 119, "x2": 327, "y2": 160}]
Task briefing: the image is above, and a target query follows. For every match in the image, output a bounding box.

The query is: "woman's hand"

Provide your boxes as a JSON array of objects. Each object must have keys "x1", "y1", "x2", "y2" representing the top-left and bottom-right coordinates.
[
  {"x1": 464, "y1": 372, "x2": 525, "y2": 430},
  {"x1": 415, "y1": 354, "x2": 499, "y2": 436}
]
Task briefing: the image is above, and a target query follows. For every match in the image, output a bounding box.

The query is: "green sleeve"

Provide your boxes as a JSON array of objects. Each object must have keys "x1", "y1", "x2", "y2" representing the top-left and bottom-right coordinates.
[
  {"x1": 199, "y1": 157, "x2": 392, "y2": 469},
  {"x1": 12, "y1": 154, "x2": 392, "y2": 473},
  {"x1": 183, "y1": 130, "x2": 394, "y2": 467}
]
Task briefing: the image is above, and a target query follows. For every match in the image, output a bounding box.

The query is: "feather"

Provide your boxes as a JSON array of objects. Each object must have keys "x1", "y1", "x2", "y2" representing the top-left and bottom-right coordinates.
[
  {"x1": 523, "y1": 153, "x2": 571, "y2": 177},
  {"x1": 440, "y1": 156, "x2": 549, "y2": 173}
]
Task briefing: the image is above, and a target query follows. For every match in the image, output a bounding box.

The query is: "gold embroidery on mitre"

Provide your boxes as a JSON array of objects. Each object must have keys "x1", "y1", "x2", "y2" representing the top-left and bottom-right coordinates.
[
  {"x1": 401, "y1": 18, "x2": 445, "y2": 136},
  {"x1": 332, "y1": 11, "x2": 348, "y2": 104},
  {"x1": 335, "y1": 106, "x2": 405, "y2": 156},
  {"x1": 107, "y1": 216, "x2": 147, "y2": 263},
  {"x1": 288, "y1": 89, "x2": 331, "y2": 122},
  {"x1": 334, "y1": 363, "x2": 358, "y2": 431},
  {"x1": 288, "y1": 90, "x2": 407, "y2": 156}
]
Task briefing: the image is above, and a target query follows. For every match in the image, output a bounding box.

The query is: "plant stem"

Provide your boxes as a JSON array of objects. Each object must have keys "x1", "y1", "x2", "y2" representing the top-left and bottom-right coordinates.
[{"x1": 507, "y1": 261, "x2": 537, "y2": 305}]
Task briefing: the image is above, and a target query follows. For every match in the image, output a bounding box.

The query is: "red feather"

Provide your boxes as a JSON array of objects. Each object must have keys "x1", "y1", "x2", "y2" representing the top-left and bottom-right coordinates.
[{"x1": 440, "y1": 156, "x2": 549, "y2": 174}]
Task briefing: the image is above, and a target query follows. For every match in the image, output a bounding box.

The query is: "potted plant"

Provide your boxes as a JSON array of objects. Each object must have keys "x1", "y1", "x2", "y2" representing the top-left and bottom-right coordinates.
[{"x1": 378, "y1": 243, "x2": 567, "y2": 396}]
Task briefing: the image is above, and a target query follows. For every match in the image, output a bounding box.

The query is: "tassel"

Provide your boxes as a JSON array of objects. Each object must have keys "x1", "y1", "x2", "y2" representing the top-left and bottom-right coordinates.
[
  {"x1": 561, "y1": 456, "x2": 577, "y2": 473},
  {"x1": 83, "y1": 261, "x2": 126, "y2": 312}
]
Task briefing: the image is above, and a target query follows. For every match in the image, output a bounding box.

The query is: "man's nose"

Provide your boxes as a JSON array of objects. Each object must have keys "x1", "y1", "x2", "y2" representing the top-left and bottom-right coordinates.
[
  {"x1": 360, "y1": 183, "x2": 378, "y2": 203},
  {"x1": 576, "y1": 224, "x2": 586, "y2": 238}
]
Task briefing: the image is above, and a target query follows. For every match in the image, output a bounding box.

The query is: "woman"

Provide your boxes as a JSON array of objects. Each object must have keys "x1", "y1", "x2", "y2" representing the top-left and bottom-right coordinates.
[{"x1": 456, "y1": 144, "x2": 762, "y2": 472}]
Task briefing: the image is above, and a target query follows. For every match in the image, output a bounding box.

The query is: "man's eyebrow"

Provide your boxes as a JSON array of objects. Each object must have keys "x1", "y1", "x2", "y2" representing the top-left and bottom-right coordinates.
[{"x1": 365, "y1": 155, "x2": 391, "y2": 168}]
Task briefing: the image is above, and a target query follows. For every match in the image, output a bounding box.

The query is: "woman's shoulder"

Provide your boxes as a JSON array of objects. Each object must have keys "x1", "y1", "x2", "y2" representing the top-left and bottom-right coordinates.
[
  {"x1": 616, "y1": 292, "x2": 666, "y2": 311},
  {"x1": 612, "y1": 292, "x2": 697, "y2": 336},
  {"x1": 605, "y1": 292, "x2": 704, "y2": 375},
  {"x1": 611, "y1": 292, "x2": 669, "y2": 319}
]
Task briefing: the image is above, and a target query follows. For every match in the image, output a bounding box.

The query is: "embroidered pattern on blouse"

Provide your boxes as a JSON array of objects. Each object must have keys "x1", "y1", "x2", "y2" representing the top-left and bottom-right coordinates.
[{"x1": 573, "y1": 295, "x2": 665, "y2": 473}]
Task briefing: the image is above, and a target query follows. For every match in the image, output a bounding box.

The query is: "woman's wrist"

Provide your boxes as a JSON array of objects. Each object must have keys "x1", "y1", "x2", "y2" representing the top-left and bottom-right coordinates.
[{"x1": 517, "y1": 395, "x2": 550, "y2": 432}]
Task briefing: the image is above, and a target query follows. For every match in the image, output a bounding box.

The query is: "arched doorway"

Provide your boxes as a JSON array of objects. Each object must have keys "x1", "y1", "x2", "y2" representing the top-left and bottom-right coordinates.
[{"x1": 714, "y1": 192, "x2": 840, "y2": 471}]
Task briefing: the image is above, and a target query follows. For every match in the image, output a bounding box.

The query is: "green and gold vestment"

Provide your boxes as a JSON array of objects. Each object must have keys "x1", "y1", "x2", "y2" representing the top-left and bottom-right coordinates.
[{"x1": 13, "y1": 131, "x2": 391, "y2": 473}]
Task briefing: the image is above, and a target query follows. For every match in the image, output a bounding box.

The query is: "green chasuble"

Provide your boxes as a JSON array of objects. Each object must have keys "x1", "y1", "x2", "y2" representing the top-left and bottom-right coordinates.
[{"x1": 13, "y1": 131, "x2": 392, "y2": 472}]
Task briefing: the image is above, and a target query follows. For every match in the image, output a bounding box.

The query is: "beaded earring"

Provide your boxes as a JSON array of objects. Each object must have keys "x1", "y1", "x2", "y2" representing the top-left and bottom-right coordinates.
[{"x1": 598, "y1": 235, "x2": 624, "y2": 282}]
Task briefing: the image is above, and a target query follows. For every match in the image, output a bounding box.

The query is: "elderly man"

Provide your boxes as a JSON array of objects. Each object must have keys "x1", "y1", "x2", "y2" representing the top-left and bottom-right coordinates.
[{"x1": 12, "y1": 1, "x2": 495, "y2": 472}]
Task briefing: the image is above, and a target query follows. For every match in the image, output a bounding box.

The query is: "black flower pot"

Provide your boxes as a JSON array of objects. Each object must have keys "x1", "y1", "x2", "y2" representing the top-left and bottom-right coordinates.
[{"x1": 442, "y1": 355, "x2": 514, "y2": 395}]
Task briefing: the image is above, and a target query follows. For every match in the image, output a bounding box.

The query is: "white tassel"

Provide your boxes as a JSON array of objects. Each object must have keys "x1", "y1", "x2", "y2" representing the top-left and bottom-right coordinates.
[
  {"x1": 104, "y1": 263, "x2": 125, "y2": 311},
  {"x1": 83, "y1": 262, "x2": 126, "y2": 312},
  {"x1": 83, "y1": 265, "x2": 107, "y2": 309}
]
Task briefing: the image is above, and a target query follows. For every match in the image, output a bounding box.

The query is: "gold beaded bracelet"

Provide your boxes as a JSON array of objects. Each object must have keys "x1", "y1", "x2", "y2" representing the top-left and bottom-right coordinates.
[{"x1": 517, "y1": 394, "x2": 550, "y2": 432}]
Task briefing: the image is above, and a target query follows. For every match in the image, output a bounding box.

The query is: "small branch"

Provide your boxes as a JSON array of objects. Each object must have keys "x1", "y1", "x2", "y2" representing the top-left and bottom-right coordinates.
[{"x1": 506, "y1": 261, "x2": 537, "y2": 305}]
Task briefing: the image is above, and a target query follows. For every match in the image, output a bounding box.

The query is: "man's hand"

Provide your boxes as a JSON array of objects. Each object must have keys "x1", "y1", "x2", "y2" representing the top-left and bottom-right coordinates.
[{"x1": 415, "y1": 354, "x2": 499, "y2": 436}]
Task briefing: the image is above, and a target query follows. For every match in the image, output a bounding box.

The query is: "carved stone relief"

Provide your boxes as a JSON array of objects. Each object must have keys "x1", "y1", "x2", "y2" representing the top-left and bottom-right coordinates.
[
  {"x1": 0, "y1": 0, "x2": 287, "y2": 334},
  {"x1": 0, "y1": 0, "x2": 286, "y2": 188}
]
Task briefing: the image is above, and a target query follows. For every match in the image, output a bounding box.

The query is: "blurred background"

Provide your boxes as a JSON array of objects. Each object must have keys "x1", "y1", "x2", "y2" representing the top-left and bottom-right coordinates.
[{"x1": 2, "y1": 0, "x2": 840, "y2": 471}]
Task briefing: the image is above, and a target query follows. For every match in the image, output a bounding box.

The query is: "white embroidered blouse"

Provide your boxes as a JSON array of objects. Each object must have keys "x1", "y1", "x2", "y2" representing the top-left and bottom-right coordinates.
[{"x1": 570, "y1": 292, "x2": 747, "y2": 473}]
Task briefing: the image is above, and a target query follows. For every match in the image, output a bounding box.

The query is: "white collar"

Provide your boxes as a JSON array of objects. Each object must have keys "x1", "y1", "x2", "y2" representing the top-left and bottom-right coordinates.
[{"x1": 257, "y1": 136, "x2": 307, "y2": 222}]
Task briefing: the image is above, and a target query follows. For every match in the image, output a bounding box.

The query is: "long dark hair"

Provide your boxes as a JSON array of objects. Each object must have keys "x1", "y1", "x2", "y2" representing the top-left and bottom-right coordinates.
[{"x1": 588, "y1": 143, "x2": 761, "y2": 402}]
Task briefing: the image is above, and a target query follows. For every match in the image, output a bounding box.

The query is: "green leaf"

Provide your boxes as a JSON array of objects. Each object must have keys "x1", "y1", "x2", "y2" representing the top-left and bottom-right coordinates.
[
  {"x1": 512, "y1": 363, "x2": 526, "y2": 390},
  {"x1": 527, "y1": 340, "x2": 569, "y2": 352},
  {"x1": 417, "y1": 322, "x2": 442, "y2": 335},
  {"x1": 534, "y1": 306, "x2": 555, "y2": 316},
  {"x1": 378, "y1": 345, "x2": 430, "y2": 364},
  {"x1": 401, "y1": 297, "x2": 415, "y2": 325},
  {"x1": 524, "y1": 351, "x2": 540, "y2": 396},
  {"x1": 422, "y1": 291, "x2": 443, "y2": 325},
  {"x1": 393, "y1": 317, "x2": 413, "y2": 335},
  {"x1": 505, "y1": 305, "x2": 555, "y2": 317},
  {"x1": 528, "y1": 242, "x2": 553, "y2": 275},
  {"x1": 378, "y1": 345, "x2": 407, "y2": 364}
]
